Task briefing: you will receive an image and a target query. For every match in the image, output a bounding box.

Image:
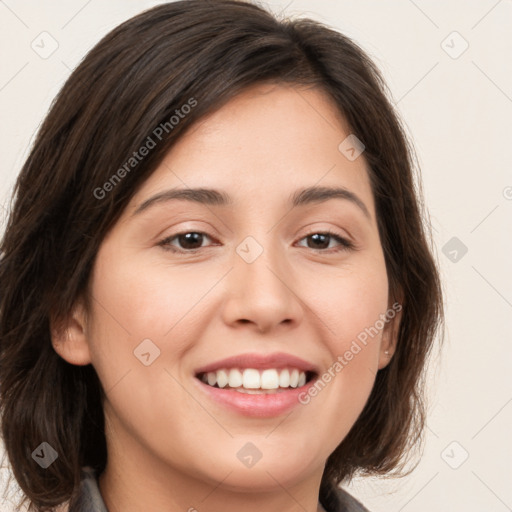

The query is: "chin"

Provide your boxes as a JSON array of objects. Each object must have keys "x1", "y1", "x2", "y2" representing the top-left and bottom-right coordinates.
[{"x1": 195, "y1": 445, "x2": 322, "y2": 492}]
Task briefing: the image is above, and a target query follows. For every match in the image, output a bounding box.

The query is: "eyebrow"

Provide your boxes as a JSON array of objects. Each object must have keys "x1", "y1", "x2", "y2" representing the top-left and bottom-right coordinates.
[{"x1": 132, "y1": 185, "x2": 371, "y2": 219}]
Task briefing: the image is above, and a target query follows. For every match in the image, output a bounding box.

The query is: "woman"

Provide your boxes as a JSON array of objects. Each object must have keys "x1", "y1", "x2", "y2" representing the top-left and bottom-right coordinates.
[{"x1": 0, "y1": 1, "x2": 443, "y2": 511}]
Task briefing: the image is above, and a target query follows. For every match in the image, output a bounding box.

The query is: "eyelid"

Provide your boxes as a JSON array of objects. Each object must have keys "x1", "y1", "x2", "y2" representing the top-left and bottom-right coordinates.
[
  {"x1": 297, "y1": 228, "x2": 355, "y2": 251},
  {"x1": 158, "y1": 230, "x2": 217, "y2": 253}
]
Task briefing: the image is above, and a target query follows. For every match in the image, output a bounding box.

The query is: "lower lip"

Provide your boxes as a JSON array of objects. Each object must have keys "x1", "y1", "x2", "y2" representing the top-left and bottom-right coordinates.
[{"x1": 194, "y1": 377, "x2": 317, "y2": 418}]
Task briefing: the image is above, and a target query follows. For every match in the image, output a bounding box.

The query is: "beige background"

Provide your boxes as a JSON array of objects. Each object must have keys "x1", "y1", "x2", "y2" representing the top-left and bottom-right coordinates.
[{"x1": 1, "y1": 1, "x2": 511, "y2": 511}]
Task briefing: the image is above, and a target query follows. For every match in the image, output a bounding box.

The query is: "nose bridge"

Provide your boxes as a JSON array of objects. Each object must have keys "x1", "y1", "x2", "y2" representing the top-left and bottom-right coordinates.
[{"x1": 238, "y1": 233, "x2": 286, "y2": 288}]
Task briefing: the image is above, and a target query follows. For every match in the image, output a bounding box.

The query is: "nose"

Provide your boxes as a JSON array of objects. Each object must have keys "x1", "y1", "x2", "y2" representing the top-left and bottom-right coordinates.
[{"x1": 220, "y1": 237, "x2": 304, "y2": 333}]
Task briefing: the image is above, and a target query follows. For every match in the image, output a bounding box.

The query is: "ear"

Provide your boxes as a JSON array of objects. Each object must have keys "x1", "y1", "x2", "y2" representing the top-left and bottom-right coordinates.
[
  {"x1": 377, "y1": 298, "x2": 403, "y2": 370},
  {"x1": 50, "y1": 298, "x2": 92, "y2": 366}
]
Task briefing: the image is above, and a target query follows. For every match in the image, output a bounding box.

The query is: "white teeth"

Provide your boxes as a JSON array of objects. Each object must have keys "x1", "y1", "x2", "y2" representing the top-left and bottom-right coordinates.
[
  {"x1": 278, "y1": 369, "x2": 290, "y2": 388},
  {"x1": 201, "y1": 368, "x2": 309, "y2": 390},
  {"x1": 228, "y1": 368, "x2": 243, "y2": 388},
  {"x1": 242, "y1": 368, "x2": 260, "y2": 389},
  {"x1": 261, "y1": 369, "x2": 279, "y2": 389},
  {"x1": 289, "y1": 369, "x2": 299, "y2": 388},
  {"x1": 216, "y1": 369, "x2": 229, "y2": 388},
  {"x1": 207, "y1": 372, "x2": 216, "y2": 386}
]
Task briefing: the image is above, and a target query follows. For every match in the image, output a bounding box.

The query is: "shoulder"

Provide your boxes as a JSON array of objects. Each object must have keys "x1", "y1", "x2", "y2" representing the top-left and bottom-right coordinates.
[
  {"x1": 336, "y1": 488, "x2": 371, "y2": 512},
  {"x1": 320, "y1": 480, "x2": 371, "y2": 512}
]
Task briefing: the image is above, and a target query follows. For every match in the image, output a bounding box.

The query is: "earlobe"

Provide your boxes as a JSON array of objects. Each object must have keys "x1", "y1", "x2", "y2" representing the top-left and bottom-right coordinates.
[
  {"x1": 50, "y1": 299, "x2": 92, "y2": 366},
  {"x1": 377, "y1": 300, "x2": 402, "y2": 369}
]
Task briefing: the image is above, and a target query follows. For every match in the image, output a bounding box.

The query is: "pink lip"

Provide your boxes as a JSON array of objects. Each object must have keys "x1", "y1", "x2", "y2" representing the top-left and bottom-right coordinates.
[
  {"x1": 194, "y1": 352, "x2": 319, "y2": 375},
  {"x1": 192, "y1": 352, "x2": 319, "y2": 418},
  {"x1": 193, "y1": 377, "x2": 318, "y2": 418}
]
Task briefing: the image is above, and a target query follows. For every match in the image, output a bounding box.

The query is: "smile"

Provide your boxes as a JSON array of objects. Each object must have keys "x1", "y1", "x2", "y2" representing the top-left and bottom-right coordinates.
[
  {"x1": 193, "y1": 352, "x2": 320, "y2": 417},
  {"x1": 198, "y1": 367, "x2": 314, "y2": 393}
]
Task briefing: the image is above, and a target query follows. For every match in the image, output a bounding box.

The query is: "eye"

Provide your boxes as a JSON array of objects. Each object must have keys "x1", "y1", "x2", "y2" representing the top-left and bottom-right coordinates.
[
  {"x1": 296, "y1": 231, "x2": 354, "y2": 252},
  {"x1": 159, "y1": 231, "x2": 216, "y2": 253}
]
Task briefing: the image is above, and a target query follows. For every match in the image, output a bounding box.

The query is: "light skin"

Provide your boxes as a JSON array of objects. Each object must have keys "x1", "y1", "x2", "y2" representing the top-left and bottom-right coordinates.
[{"x1": 52, "y1": 82, "x2": 400, "y2": 512}]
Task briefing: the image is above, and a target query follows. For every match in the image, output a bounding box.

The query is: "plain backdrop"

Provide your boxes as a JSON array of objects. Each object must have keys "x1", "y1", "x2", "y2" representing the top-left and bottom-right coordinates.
[{"x1": 1, "y1": 1, "x2": 511, "y2": 511}]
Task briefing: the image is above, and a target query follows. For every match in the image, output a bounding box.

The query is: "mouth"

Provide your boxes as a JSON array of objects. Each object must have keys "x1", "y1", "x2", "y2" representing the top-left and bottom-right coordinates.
[
  {"x1": 195, "y1": 367, "x2": 317, "y2": 394},
  {"x1": 192, "y1": 352, "x2": 320, "y2": 417}
]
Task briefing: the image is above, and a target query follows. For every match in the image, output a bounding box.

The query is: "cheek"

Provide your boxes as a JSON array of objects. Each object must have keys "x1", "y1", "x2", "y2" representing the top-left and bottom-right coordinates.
[
  {"x1": 299, "y1": 254, "x2": 389, "y2": 425},
  {"x1": 84, "y1": 249, "x2": 214, "y2": 449},
  {"x1": 87, "y1": 248, "x2": 213, "y2": 354},
  {"x1": 83, "y1": 247, "x2": 175, "y2": 388},
  {"x1": 314, "y1": 257, "x2": 389, "y2": 356},
  {"x1": 84, "y1": 243, "x2": 233, "y2": 415}
]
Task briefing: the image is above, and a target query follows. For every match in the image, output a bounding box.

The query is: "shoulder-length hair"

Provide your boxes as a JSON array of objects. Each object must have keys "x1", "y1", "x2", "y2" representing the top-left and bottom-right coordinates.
[{"x1": 0, "y1": 1, "x2": 443, "y2": 510}]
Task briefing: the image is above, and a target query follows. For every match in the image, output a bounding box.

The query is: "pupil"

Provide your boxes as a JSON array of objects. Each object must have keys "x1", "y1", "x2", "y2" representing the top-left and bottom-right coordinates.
[
  {"x1": 309, "y1": 233, "x2": 329, "y2": 249},
  {"x1": 180, "y1": 232, "x2": 202, "y2": 249}
]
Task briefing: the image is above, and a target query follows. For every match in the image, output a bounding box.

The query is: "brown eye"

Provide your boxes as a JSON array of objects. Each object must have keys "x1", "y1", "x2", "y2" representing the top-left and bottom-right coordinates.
[
  {"x1": 306, "y1": 233, "x2": 330, "y2": 249},
  {"x1": 176, "y1": 232, "x2": 205, "y2": 250},
  {"x1": 159, "y1": 232, "x2": 213, "y2": 252},
  {"x1": 297, "y1": 231, "x2": 354, "y2": 252}
]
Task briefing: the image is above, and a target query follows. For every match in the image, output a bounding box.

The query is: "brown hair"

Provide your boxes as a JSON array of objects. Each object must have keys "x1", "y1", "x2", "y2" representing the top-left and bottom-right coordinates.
[{"x1": 0, "y1": 1, "x2": 443, "y2": 510}]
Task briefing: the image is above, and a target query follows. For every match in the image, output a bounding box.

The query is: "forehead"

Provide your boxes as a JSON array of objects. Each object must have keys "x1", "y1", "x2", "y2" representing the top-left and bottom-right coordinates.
[{"x1": 127, "y1": 83, "x2": 375, "y2": 217}]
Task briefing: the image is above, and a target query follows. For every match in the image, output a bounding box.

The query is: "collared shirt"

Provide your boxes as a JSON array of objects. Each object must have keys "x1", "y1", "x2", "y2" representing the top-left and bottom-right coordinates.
[{"x1": 68, "y1": 466, "x2": 370, "y2": 512}]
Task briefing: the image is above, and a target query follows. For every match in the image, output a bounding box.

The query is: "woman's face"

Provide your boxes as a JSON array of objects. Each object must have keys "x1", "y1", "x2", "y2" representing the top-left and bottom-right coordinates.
[{"x1": 62, "y1": 83, "x2": 397, "y2": 494}]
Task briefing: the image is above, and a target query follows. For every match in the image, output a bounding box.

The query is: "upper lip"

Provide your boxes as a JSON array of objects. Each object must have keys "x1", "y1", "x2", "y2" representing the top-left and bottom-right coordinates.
[{"x1": 194, "y1": 352, "x2": 319, "y2": 375}]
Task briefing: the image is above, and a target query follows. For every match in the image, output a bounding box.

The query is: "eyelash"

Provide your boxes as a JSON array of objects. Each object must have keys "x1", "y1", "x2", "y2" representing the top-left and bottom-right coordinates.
[{"x1": 158, "y1": 230, "x2": 355, "y2": 255}]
